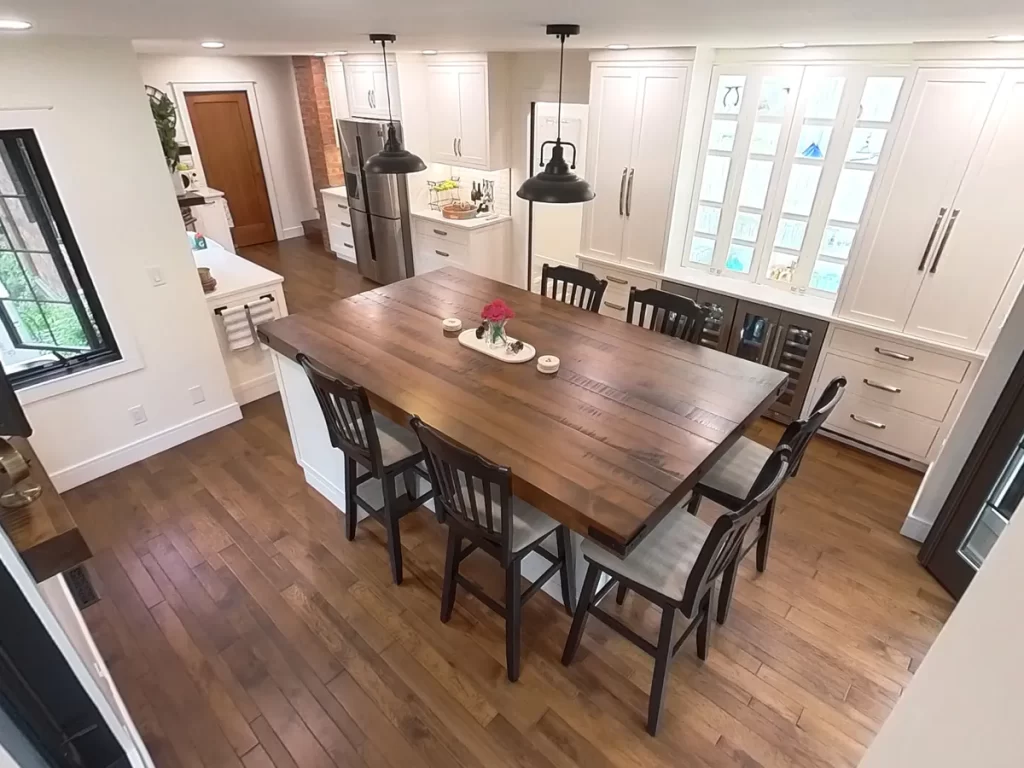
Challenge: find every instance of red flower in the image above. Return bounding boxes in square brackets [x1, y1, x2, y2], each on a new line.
[481, 299, 515, 322]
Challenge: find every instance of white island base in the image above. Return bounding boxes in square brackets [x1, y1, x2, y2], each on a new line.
[272, 352, 589, 603]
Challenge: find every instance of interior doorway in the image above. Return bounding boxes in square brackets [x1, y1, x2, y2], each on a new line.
[527, 101, 589, 292]
[184, 91, 276, 247]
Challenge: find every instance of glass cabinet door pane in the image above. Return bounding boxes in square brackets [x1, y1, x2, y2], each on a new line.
[739, 159, 773, 209]
[809, 260, 846, 293]
[828, 168, 874, 223]
[767, 251, 799, 283]
[733, 310, 776, 362]
[774, 218, 807, 250]
[699, 156, 731, 203]
[689, 236, 716, 265]
[732, 211, 762, 242]
[860, 77, 904, 122]
[819, 225, 856, 258]
[795, 124, 833, 158]
[846, 128, 887, 164]
[782, 164, 822, 217]
[725, 243, 754, 274]
[694, 205, 721, 235]
[957, 439, 1024, 570]
[960, 505, 1008, 569]
[709, 120, 738, 152]
[804, 76, 846, 119]
[757, 76, 791, 117]
[750, 123, 782, 155]
[715, 75, 746, 115]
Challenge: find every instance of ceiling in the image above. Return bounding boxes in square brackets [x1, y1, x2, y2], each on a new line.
[5, 0, 1024, 55]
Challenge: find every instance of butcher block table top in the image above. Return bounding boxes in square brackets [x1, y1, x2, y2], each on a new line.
[259, 267, 787, 555]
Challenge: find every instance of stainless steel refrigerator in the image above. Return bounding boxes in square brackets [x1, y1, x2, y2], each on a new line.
[337, 118, 414, 284]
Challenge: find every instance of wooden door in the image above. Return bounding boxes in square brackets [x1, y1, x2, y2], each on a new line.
[620, 65, 689, 272]
[579, 66, 638, 263]
[837, 69, 1000, 332]
[427, 66, 461, 164]
[906, 70, 1024, 349]
[454, 66, 489, 168]
[185, 91, 275, 247]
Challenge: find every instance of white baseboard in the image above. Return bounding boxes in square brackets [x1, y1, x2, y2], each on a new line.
[235, 373, 279, 406]
[300, 461, 347, 512]
[900, 512, 933, 542]
[50, 403, 242, 492]
[280, 225, 305, 240]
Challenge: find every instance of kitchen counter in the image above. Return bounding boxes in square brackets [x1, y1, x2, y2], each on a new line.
[321, 185, 347, 199]
[412, 208, 511, 231]
[192, 237, 282, 302]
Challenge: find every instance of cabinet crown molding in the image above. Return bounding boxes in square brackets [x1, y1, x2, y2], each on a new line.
[589, 47, 696, 63]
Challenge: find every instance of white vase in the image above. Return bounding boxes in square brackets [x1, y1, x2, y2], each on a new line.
[170, 168, 186, 195]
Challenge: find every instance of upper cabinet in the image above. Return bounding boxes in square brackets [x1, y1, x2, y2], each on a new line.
[839, 68, 1024, 350]
[342, 57, 401, 121]
[425, 54, 509, 171]
[580, 59, 690, 272]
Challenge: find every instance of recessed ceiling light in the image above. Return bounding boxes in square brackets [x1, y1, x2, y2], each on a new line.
[200, 41, 225, 49]
[331, 50, 348, 55]
[780, 42, 807, 48]
[606, 44, 629, 50]
[989, 34, 1024, 42]
[422, 49, 438, 55]
[0, 19, 32, 30]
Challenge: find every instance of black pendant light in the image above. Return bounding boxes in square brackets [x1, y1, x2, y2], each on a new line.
[364, 33, 426, 175]
[517, 24, 595, 204]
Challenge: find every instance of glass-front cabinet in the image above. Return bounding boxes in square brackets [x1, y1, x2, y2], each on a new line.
[683, 64, 909, 299]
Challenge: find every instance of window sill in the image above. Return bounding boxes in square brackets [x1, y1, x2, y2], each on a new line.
[15, 336, 143, 407]
[661, 266, 838, 320]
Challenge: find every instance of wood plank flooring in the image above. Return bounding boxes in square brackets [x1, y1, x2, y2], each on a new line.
[60, 239, 955, 768]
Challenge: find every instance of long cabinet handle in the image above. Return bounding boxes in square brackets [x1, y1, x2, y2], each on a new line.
[917, 207, 948, 271]
[453, 138, 457, 156]
[618, 168, 628, 215]
[758, 323, 777, 365]
[874, 346, 914, 362]
[606, 275, 628, 285]
[625, 169, 635, 217]
[604, 301, 626, 311]
[850, 414, 886, 429]
[457, 138, 462, 156]
[863, 378, 902, 393]
[929, 208, 960, 274]
[435, 250, 449, 257]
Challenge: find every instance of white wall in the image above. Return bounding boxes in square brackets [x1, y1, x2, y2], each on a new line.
[1, 37, 238, 490]
[861, 507, 1024, 767]
[902, 283, 1024, 540]
[137, 54, 316, 239]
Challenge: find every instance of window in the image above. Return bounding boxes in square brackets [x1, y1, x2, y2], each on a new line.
[0, 130, 119, 388]
[683, 66, 907, 298]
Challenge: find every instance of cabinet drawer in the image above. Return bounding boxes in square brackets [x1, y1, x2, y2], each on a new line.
[824, 392, 940, 459]
[328, 222, 355, 261]
[818, 352, 957, 422]
[830, 327, 969, 382]
[414, 235, 469, 272]
[599, 296, 628, 321]
[413, 218, 471, 247]
[324, 196, 351, 228]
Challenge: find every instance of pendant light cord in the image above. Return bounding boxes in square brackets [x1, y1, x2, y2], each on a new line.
[556, 34, 565, 142]
[380, 40, 395, 124]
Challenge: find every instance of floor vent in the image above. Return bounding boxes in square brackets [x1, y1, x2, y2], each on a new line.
[65, 564, 100, 610]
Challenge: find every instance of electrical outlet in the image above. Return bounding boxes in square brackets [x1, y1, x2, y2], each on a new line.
[189, 385, 205, 405]
[129, 405, 147, 425]
[147, 267, 165, 287]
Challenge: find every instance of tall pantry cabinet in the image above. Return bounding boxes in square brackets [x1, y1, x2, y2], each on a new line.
[839, 68, 1024, 351]
[580, 55, 690, 273]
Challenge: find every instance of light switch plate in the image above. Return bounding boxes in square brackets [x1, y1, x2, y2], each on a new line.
[129, 405, 147, 425]
[147, 267, 165, 286]
[189, 385, 205, 405]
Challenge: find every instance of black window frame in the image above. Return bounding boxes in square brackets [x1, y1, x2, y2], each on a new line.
[0, 129, 120, 389]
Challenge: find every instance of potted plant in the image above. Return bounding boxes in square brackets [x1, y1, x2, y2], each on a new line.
[146, 86, 183, 193]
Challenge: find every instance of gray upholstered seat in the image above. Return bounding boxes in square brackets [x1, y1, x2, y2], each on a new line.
[581, 498, 710, 606]
[698, 437, 772, 502]
[464, 488, 560, 552]
[376, 423, 422, 468]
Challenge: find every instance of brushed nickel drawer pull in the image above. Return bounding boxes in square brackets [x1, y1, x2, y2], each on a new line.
[338, 203, 347, 209]
[606, 275, 628, 285]
[340, 222, 351, 228]
[435, 250, 449, 257]
[850, 414, 886, 429]
[604, 301, 626, 311]
[343, 243, 353, 248]
[874, 346, 914, 362]
[432, 229, 448, 236]
[863, 378, 901, 393]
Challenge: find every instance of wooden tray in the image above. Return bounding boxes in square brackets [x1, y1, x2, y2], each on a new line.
[457, 329, 536, 363]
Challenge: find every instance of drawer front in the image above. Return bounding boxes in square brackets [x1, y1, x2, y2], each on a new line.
[413, 218, 471, 247]
[414, 235, 469, 273]
[830, 327, 969, 382]
[328, 222, 356, 262]
[586, 262, 658, 320]
[818, 353, 958, 422]
[824, 391, 940, 459]
[599, 296, 628, 321]
[324, 196, 351, 228]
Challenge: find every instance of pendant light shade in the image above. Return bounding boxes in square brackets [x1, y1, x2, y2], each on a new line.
[517, 24, 595, 204]
[364, 33, 426, 175]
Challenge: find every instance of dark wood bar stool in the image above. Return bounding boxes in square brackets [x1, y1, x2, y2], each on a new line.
[627, 287, 708, 343]
[410, 416, 576, 682]
[686, 376, 847, 622]
[562, 448, 791, 735]
[299, 354, 433, 585]
[540, 263, 608, 312]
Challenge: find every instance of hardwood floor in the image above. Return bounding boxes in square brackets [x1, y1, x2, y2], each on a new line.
[59, 238, 955, 768]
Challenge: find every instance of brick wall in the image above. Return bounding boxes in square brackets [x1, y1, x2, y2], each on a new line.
[292, 55, 343, 239]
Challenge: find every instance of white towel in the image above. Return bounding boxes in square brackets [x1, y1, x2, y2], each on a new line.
[220, 297, 276, 351]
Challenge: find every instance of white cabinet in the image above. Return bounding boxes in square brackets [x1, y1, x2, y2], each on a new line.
[839, 68, 1024, 350]
[343, 59, 401, 121]
[322, 188, 355, 262]
[580, 60, 689, 272]
[578, 257, 659, 322]
[411, 215, 512, 283]
[426, 55, 509, 171]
